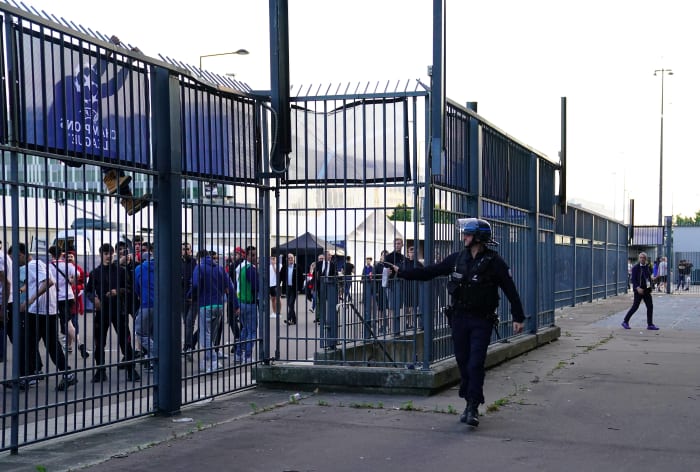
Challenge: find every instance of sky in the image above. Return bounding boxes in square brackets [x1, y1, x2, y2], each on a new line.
[15, 0, 700, 225]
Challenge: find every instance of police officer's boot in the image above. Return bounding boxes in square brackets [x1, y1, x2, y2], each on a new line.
[460, 400, 480, 427]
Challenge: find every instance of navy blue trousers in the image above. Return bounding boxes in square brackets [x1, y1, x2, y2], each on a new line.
[451, 314, 493, 405]
[624, 291, 653, 325]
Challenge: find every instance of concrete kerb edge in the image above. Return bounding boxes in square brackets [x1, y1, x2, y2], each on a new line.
[256, 326, 561, 395]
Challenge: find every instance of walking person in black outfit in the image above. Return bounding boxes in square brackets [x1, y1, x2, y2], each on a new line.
[390, 218, 525, 427]
[86, 244, 140, 383]
[281, 253, 301, 325]
[621, 252, 659, 331]
[384, 238, 409, 335]
[181, 242, 197, 356]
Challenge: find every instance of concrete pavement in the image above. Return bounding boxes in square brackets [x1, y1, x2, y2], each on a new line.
[3, 292, 700, 471]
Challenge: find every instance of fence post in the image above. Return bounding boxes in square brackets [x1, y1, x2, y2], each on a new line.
[527, 153, 539, 333]
[151, 66, 182, 415]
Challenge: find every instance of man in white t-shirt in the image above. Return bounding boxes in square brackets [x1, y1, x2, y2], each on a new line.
[16, 243, 77, 391]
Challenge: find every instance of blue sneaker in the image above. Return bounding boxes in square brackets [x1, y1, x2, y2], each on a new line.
[621, 322, 630, 329]
[647, 324, 660, 331]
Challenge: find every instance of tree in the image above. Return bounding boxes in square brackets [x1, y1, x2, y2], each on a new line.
[388, 204, 412, 222]
[674, 211, 700, 226]
[388, 204, 453, 223]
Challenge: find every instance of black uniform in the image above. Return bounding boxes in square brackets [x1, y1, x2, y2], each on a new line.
[182, 254, 197, 349]
[398, 247, 524, 406]
[86, 261, 137, 378]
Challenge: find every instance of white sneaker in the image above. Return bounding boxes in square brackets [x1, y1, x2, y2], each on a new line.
[270, 313, 278, 318]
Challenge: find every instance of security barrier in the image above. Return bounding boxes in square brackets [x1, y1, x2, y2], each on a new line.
[0, 2, 629, 453]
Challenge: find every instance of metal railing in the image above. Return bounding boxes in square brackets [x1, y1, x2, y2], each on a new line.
[0, 0, 630, 453]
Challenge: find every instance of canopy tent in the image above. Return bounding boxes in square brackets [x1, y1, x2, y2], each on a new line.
[272, 232, 345, 275]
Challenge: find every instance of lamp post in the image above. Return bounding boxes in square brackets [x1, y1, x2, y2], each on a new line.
[198, 48, 249, 69]
[654, 68, 673, 230]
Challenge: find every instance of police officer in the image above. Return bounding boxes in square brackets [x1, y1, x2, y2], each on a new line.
[390, 218, 526, 427]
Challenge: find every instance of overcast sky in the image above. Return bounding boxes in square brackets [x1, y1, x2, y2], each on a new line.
[18, 0, 700, 224]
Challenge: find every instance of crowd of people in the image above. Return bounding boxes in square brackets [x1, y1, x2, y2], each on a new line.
[299, 241, 427, 341]
[4, 232, 696, 394]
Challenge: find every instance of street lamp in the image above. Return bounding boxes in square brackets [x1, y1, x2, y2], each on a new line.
[198, 49, 249, 69]
[654, 68, 673, 229]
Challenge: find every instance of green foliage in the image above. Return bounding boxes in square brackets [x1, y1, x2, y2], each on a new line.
[388, 204, 453, 223]
[486, 397, 509, 412]
[674, 211, 700, 226]
[349, 402, 383, 409]
[433, 206, 453, 224]
[399, 400, 417, 411]
[388, 204, 413, 222]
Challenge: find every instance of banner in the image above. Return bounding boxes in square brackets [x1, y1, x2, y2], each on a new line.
[286, 98, 411, 183]
[19, 29, 148, 167]
[181, 84, 258, 182]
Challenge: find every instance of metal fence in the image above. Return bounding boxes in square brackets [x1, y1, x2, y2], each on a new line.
[0, 1, 630, 453]
[0, 2, 263, 452]
[270, 95, 563, 367]
[554, 205, 629, 307]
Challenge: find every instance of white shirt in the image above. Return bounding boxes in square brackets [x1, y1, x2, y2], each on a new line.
[269, 262, 280, 287]
[0, 252, 12, 304]
[49, 258, 76, 301]
[287, 264, 295, 286]
[27, 258, 57, 315]
[235, 261, 249, 298]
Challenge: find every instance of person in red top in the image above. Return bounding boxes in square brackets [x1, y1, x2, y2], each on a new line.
[66, 251, 85, 316]
[65, 251, 89, 359]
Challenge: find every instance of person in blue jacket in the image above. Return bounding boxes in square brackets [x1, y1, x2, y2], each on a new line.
[134, 243, 156, 367]
[187, 250, 238, 372]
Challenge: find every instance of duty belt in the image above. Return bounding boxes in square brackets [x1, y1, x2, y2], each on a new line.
[451, 302, 495, 319]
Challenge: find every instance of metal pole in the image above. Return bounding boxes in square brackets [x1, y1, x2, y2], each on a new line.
[151, 66, 183, 415]
[658, 72, 664, 229]
[654, 68, 672, 259]
[199, 50, 249, 69]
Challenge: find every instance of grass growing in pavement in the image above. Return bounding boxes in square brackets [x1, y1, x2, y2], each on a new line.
[486, 397, 510, 413]
[349, 402, 384, 409]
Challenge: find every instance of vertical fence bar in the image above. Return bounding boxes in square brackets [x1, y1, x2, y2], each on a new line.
[5, 10, 21, 454]
[527, 152, 538, 333]
[151, 66, 182, 414]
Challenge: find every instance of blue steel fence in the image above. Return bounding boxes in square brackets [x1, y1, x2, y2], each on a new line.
[554, 204, 629, 308]
[270, 95, 564, 368]
[0, 2, 263, 453]
[0, 1, 629, 454]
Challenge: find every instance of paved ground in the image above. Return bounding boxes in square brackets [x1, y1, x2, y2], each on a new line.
[3, 291, 700, 471]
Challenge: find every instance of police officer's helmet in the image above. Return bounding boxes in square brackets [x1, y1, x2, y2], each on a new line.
[458, 218, 496, 245]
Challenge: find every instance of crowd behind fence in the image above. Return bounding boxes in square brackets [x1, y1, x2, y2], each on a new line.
[1, 1, 629, 453]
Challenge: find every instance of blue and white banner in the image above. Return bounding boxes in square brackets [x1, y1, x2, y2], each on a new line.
[19, 30, 149, 167]
[181, 84, 257, 182]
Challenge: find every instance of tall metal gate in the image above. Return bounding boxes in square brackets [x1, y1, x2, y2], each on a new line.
[0, 3, 264, 452]
[269, 89, 562, 367]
